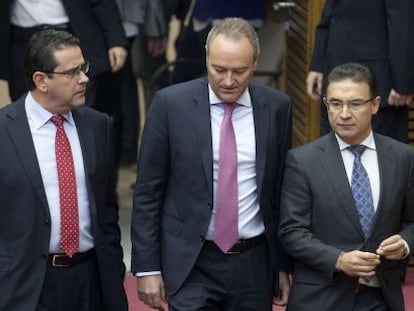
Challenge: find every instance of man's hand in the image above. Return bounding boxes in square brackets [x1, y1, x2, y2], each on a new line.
[388, 89, 414, 107]
[306, 71, 324, 100]
[108, 46, 127, 72]
[376, 234, 407, 260]
[147, 36, 167, 58]
[273, 272, 290, 306]
[136, 275, 167, 310]
[336, 250, 380, 277]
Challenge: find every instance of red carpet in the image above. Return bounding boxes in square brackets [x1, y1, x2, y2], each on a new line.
[125, 272, 414, 310]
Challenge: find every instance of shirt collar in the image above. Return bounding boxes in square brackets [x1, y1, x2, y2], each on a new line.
[25, 92, 75, 130]
[208, 84, 252, 107]
[335, 131, 376, 151]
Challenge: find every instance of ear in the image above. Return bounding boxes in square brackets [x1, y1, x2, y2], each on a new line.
[371, 96, 381, 115]
[32, 71, 48, 93]
[253, 57, 258, 70]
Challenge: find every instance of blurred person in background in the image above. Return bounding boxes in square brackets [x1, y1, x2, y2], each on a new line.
[306, 0, 414, 143]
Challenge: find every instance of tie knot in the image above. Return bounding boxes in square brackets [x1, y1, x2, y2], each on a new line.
[51, 115, 64, 128]
[348, 145, 367, 158]
[224, 102, 237, 116]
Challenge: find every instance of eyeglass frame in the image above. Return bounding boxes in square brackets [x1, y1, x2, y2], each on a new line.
[323, 96, 377, 112]
[42, 61, 90, 79]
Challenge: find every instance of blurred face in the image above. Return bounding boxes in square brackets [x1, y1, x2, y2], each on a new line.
[43, 46, 89, 114]
[325, 79, 380, 145]
[206, 34, 257, 103]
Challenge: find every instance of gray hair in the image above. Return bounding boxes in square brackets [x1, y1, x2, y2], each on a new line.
[205, 17, 260, 60]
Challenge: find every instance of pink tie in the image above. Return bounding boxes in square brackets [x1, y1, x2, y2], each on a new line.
[214, 103, 239, 252]
[51, 115, 79, 257]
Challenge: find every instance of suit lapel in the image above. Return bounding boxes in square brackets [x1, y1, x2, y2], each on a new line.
[249, 84, 268, 198]
[4, 98, 50, 220]
[71, 108, 98, 223]
[318, 133, 365, 237]
[72, 108, 96, 178]
[193, 79, 214, 199]
[368, 134, 395, 237]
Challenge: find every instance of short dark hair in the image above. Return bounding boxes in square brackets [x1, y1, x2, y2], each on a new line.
[24, 29, 81, 90]
[326, 62, 378, 97]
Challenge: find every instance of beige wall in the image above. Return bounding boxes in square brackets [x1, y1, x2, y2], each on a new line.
[0, 80, 11, 108]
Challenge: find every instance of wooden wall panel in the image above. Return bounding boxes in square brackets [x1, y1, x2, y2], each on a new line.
[266, 0, 324, 146]
[282, 0, 324, 146]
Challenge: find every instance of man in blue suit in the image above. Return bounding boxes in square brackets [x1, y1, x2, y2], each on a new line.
[0, 29, 127, 311]
[132, 18, 291, 310]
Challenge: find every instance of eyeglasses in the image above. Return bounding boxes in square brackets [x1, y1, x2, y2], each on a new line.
[323, 97, 374, 112]
[43, 61, 90, 79]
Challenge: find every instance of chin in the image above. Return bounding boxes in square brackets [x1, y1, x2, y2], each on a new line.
[219, 94, 238, 103]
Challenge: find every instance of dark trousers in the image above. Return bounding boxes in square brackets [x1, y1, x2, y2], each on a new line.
[37, 254, 103, 311]
[119, 37, 139, 164]
[170, 24, 209, 84]
[353, 285, 390, 311]
[168, 239, 274, 311]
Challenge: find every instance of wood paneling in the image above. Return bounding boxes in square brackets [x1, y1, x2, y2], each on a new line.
[282, 0, 324, 146]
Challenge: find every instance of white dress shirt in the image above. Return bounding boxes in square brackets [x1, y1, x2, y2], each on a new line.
[25, 93, 93, 253]
[10, 0, 69, 27]
[205, 85, 265, 241]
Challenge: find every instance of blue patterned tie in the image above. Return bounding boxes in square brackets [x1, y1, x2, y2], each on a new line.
[348, 145, 374, 238]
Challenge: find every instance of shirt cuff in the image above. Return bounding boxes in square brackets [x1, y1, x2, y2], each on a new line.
[402, 239, 410, 259]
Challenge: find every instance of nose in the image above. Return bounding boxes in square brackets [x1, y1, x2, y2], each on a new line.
[339, 104, 351, 118]
[223, 72, 234, 86]
[79, 71, 89, 84]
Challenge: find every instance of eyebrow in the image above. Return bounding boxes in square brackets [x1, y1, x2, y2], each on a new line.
[211, 64, 249, 71]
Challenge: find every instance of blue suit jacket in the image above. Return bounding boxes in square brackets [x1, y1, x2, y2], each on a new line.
[132, 77, 292, 295]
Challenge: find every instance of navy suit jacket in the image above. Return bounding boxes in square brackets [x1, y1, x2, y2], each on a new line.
[0, 96, 127, 311]
[132, 77, 292, 295]
[279, 132, 414, 311]
[0, 0, 127, 79]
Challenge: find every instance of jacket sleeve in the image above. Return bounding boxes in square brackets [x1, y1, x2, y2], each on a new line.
[90, 0, 128, 48]
[309, 0, 333, 72]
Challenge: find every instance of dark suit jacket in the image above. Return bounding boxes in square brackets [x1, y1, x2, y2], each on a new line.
[131, 77, 292, 295]
[279, 132, 414, 311]
[0, 96, 128, 311]
[0, 0, 127, 79]
[310, 0, 414, 105]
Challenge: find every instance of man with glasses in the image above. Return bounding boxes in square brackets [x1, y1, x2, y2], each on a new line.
[0, 29, 127, 311]
[279, 62, 414, 311]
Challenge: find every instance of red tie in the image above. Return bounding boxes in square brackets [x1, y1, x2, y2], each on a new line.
[214, 103, 239, 252]
[51, 115, 79, 257]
